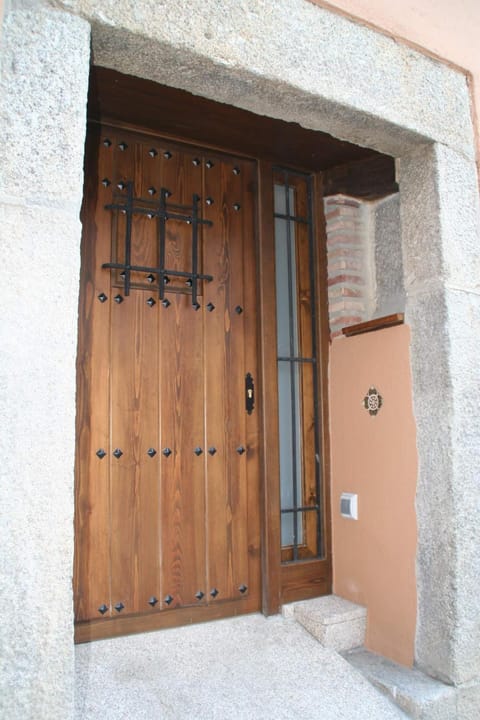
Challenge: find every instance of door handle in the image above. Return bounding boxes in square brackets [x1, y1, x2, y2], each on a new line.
[245, 373, 255, 415]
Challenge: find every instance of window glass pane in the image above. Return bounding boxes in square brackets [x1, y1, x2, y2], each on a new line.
[274, 175, 322, 561]
[278, 361, 303, 546]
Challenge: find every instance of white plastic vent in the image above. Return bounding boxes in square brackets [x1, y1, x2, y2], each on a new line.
[340, 493, 358, 520]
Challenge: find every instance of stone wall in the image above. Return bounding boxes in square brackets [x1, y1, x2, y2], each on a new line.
[373, 194, 405, 318]
[0, 4, 90, 719]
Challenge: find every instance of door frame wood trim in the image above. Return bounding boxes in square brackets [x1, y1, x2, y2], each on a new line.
[313, 171, 333, 580]
[257, 160, 282, 615]
[257, 163, 332, 612]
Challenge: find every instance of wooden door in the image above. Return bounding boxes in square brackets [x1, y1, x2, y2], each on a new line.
[74, 124, 261, 641]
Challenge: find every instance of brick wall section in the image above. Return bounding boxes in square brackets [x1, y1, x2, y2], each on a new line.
[324, 194, 373, 337]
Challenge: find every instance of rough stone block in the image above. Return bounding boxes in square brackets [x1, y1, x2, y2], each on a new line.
[56, 0, 475, 159]
[344, 648, 457, 720]
[0, 6, 90, 207]
[456, 682, 480, 720]
[294, 595, 367, 651]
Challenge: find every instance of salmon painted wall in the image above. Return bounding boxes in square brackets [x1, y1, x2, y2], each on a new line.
[310, 0, 480, 163]
[329, 324, 417, 667]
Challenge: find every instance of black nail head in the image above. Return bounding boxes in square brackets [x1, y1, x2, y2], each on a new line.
[235, 306, 243, 314]
[146, 297, 156, 307]
[164, 151, 172, 159]
[193, 302, 201, 311]
[164, 276, 170, 285]
[149, 148, 158, 157]
[164, 594, 173, 605]
[206, 197, 214, 206]
[114, 295, 123, 304]
[195, 591, 204, 600]
[206, 160, 214, 169]
[101, 178, 111, 187]
[146, 273, 155, 283]
[233, 203, 241, 211]
[192, 158, 201, 166]
[147, 448, 157, 457]
[162, 448, 172, 457]
[236, 446, 246, 455]
[98, 293, 108, 303]
[103, 139, 112, 148]
[119, 271, 126, 279]
[96, 448, 106, 459]
[162, 299, 171, 308]
[194, 447, 203, 456]
[117, 181, 125, 190]
[233, 166, 240, 175]
[206, 303, 215, 312]
[208, 447, 216, 456]
[239, 584, 248, 594]
[148, 596, 158, 606]
[114, 602, 124, 612]
[118, 142, 127, 151]
[148, 186, 156, 195]
[113, 448, 123, 459]
[210, 588, 219, 598]
[98, 604, 108, 615]
[185, 279, 193, 288]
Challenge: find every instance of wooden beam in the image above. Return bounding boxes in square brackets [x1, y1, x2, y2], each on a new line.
[342, 313, 404, 337]
[88, 66, 391, 173]
[322, 154, 398, 200]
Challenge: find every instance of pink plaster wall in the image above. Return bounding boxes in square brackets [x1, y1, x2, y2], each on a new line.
[329, 325, 418, 667]
[310, 0, 480, 162]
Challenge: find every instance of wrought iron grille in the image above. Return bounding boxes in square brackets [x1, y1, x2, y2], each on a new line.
[103, 182, 213, 308]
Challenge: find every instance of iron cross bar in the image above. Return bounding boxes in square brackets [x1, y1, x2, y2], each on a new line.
[103, 182, 213, 305]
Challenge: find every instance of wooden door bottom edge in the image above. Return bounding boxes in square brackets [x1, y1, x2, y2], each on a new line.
[75, 595, 262, 643]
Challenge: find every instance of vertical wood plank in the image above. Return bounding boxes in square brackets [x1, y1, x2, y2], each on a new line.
[203, 154, 260, 604]
[74, 125, 113, 621]
[109, 135, 161, 616]
[159, 148, 206, 608]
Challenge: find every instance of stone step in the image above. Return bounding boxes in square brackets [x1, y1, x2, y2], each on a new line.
[342, 647, 457, 720]
[290, 594, 367, 652]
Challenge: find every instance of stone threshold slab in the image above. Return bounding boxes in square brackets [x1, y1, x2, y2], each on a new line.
[343, 647, 457, 719]
[283, 595, 367, 652]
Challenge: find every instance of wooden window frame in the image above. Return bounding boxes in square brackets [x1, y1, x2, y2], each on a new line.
[258, 162, 332, 612]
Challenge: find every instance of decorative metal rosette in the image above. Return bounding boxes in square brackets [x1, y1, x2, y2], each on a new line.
[363, 387, 383, 416]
